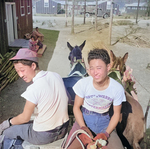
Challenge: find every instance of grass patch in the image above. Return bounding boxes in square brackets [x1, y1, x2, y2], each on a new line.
[36, 28, 59, 70]
[113, 20, 134, 26]
[140, 128, 150, 148]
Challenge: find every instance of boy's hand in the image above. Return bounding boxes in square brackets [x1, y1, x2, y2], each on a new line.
[93, 132, 109, 141]
[80, 126, 93, 139]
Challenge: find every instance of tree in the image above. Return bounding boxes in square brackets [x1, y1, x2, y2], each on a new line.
[136, 0, 140, 24]
[65, 0, 68, 27]
[147, 0, 150, 16]
[95, 0, 98, 30]
[83, 0, 86, 24]
[71, 0, 75, 34]
[109, 0, 114, 45]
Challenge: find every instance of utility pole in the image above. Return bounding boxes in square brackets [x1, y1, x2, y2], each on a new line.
[136, 0, 140, 24]
[71, 0, 75, 34]
[83, 0, 86, 24]
[65, 0, 68, 27]
[109, 0, 113, 45]
[95, 0, 98, 30]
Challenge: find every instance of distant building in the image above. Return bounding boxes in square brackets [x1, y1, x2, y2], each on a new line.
[36, 0, 58, 14]
[54, 0, 120, 16]
[85, 1, 120, 16]
[125, 2, 148, 15]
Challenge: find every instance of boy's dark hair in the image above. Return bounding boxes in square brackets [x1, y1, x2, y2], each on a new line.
[88, 48, 110, 65]
[31, 35, 38, 41]
[13, 60, 39, 70]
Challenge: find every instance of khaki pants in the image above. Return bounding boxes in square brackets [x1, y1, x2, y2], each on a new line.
[3, 121, 69, 145]
[107, 130, 124, 149]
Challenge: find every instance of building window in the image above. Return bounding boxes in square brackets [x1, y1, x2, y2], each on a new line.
[27, 0, 30, 14]
[107, 4, 111, 10]
[44, 0, 49, 7]
[20, 0, 25, 16]
[127, 7, 131, 9]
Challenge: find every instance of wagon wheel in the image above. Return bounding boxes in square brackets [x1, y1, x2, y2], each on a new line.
[103, 13, 109, 19]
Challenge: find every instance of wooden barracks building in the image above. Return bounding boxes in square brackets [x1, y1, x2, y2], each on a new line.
[0, 0, 33, 55]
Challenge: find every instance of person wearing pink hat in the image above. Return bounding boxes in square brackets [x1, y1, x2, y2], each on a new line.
[0, 48, 69, 147]
[29, 35, 43, 52]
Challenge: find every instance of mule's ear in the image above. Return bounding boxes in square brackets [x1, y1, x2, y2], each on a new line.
[110, 50, 116, 61]
[122, 52, 128, 64]
[79, 40, 86, 51]
[67, 42, 73, 51]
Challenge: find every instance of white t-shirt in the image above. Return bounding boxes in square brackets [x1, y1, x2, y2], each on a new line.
[21, 70, 69, 131]
[73, 76, 126, 113]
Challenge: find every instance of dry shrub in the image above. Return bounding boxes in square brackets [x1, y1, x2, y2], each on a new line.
[113, 20, 134, 26]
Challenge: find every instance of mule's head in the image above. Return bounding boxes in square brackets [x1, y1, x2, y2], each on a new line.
[110, 50, 128, 77]
[67, 40, 86, 65]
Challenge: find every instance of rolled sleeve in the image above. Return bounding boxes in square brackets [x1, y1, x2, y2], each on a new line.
[113, 87, 126, 106]
[73, 80, 84, 98]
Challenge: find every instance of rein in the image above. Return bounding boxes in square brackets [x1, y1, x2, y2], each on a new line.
[109, 66, 137, 96]
[108, 68, 123, 85]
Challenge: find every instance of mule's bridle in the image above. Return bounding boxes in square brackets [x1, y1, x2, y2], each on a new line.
[111, 58, 126, 78]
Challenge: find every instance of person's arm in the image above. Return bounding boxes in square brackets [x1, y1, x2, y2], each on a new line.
[37, 40, 43, 49]
[36, 45, 40, 51]
[10, 100, 36, 125]
[35, 30, 44, 37]
[106, 104, 122, 134]
[73, 95, 86, 127]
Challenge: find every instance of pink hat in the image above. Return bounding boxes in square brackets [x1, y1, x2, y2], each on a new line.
[10, 48, 38, 63]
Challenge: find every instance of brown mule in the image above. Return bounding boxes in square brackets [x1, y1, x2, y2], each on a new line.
[110, 50, 145, 149]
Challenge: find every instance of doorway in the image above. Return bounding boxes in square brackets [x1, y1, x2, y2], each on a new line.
[5, 2, 18, 45]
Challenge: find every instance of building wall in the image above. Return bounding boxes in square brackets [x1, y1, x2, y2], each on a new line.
[97, 2, 107, 16]
[99, 2, 107, 12]
[126, 4, 148, 16]
[126, 7, 147, 15]
[0, 0, 33, 55]
[15, 0, 33, 38]
[113, 3, 120, 15]
[36, 0, 57, 14]
[97, 1, 120, 16]
[0, 0, 14, 55]
[125, 2, 148, 15]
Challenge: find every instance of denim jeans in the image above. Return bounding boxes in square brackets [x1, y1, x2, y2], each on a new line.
[82, 107, 110, 134]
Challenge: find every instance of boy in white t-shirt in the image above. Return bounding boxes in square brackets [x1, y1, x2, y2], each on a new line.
[65, 48, 126, 149]
[0, 48, 69, 146]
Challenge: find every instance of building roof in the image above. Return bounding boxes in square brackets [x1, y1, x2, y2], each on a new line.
[87, 1, 108, 5]
[52, 0, 108, 6]
[52, 0, 120, 7]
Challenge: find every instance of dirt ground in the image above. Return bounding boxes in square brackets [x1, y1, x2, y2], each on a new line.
[0, 15, 150, 131]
